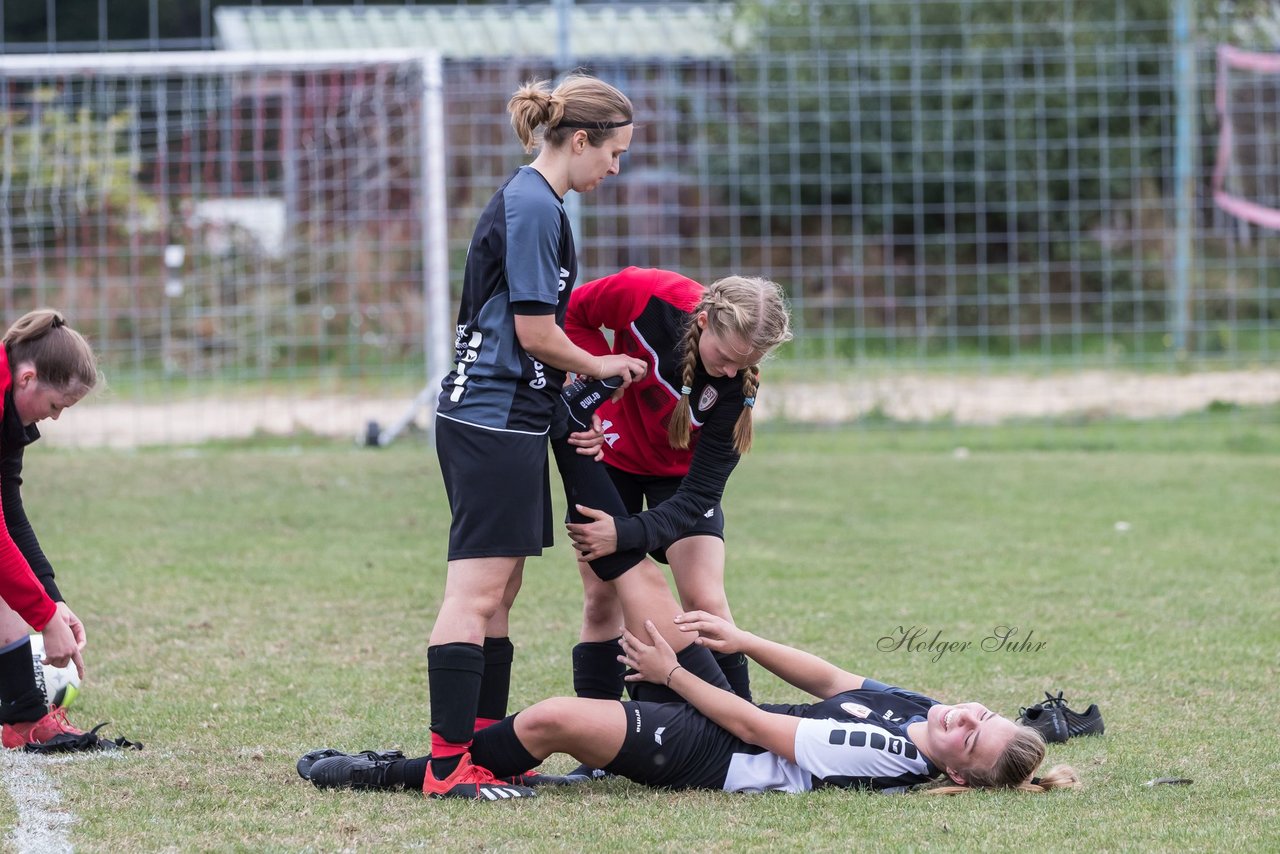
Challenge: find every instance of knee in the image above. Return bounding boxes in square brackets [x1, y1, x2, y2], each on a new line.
[682, 592, 732, 620]
[579, 573, 620, 627]
[517, 699, 573, 742]
[0, 604, 29, 646]
[581, 590, 621, 630]
[439, 589, 504, 624]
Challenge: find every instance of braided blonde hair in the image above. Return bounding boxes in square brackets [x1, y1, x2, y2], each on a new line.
[667, 276, 791, 454]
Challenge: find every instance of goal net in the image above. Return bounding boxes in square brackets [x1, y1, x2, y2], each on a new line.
[0, 50, 449, 447]
[1213, 44, 1280, 231]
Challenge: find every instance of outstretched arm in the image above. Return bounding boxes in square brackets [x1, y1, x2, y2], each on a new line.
[674, 611, 863, 700]
[621, 621, 801, 762]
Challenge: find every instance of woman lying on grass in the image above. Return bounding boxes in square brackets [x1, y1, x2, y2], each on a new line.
[299, 612, 1080, 797]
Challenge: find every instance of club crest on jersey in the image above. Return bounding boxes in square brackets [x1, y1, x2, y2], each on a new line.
[841, 702, 873, 719]
[698, 386, 718, 412]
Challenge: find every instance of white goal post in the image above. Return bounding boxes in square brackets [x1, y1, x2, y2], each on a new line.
[0, 50, 450, 447]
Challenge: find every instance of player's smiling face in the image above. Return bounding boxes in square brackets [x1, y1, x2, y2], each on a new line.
[923, 702, 1021, 784]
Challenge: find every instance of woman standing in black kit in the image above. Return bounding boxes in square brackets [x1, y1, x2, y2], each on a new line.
[424, 75, 646, 800]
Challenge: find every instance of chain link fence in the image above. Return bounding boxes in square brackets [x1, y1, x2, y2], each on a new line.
[3, 1, 1279, 446]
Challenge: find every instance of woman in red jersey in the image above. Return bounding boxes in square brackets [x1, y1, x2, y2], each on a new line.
[561, 267, 791, 708]
[0, 310, 98, 751]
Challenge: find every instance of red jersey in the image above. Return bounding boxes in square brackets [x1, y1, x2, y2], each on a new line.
[566, 268, 747, 553]
[0, 347, 57, 631]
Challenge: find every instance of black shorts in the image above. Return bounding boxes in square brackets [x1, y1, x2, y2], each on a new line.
[602, 701, 738, 790]
[606, 467, 725, 565]
[435, 415, 553, 560]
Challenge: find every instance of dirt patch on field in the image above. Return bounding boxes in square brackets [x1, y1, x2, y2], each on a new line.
[42, 369, 1280, 449]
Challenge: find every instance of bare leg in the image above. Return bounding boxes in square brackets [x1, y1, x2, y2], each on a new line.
[429, 556, 523, 646]
[578, 559, 623, 642]
[667, 536, 731, 620]
[485, 561, 524, 638]
[513, 698, 628, 770]
[610, 557, 698, 652]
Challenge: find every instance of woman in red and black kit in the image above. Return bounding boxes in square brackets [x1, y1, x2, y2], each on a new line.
[0, 310, 98, 750]
[560, 267, 791, 708]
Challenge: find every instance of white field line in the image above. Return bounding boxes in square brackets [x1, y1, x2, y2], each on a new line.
[0, 750, 131, 854]
[0, 750, 73, 854]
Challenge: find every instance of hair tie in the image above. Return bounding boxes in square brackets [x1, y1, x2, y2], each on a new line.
[743, 396, 756, 408]
[50, 316, 65, 329]
[1030, 776, 1043, 786]
[680, 385, 692, 396]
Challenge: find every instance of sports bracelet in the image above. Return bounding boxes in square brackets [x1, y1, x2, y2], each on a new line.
[665, 664, 685, 686]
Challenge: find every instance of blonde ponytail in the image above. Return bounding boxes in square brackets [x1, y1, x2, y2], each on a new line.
[925, 727, 1082, 794]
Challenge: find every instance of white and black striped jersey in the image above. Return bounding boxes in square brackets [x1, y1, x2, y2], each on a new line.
[722, 681, 940, 794]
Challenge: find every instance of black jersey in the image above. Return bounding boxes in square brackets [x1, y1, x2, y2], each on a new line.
[606, 680, 942, 794]
[437, 166, 578, 434]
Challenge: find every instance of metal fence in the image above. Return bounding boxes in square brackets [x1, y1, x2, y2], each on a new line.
[2, 1, 1279, 447]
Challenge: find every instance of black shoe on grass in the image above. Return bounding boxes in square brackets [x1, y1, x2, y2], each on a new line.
[1060, 700, 1105, 737]
[297, 747, 344, 779]
[1017, 703, 1068, 744]
[298, 748, 405, 788]
[1018, 691, 1105, 741]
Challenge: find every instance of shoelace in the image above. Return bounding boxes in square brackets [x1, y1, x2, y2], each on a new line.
[1018, 690, 1067, 718]
[1033, 690, 1068, 711]
[46, 706, 78, 732]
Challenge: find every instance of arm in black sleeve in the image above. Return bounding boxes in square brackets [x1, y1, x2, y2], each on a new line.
[613, 407, 741, 554]
[0, 451, 61, 603]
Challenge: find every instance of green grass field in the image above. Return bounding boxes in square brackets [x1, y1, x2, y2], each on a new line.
[10, 409, 1279, 851]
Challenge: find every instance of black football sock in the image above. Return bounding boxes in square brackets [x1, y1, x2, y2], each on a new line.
[385, 757, 430, 791]
[572, 638, 625, 700]
[714, 651, 753, 702]
[427, 642, 484, 780]
[476, 636, 514, 724]
[0, 636, 47, 724]
[627, 642, 734, 703]
[676, 643, 733, 690]
[471, 713, 541, 779]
